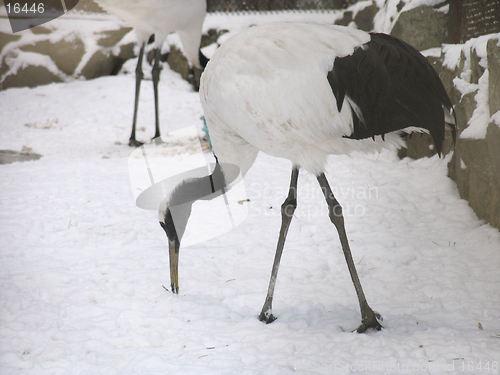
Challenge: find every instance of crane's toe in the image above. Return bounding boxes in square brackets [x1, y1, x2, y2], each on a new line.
[129, 139, 144, 147]
[356, 311, 383, 333]
[258, 310, 277, 324]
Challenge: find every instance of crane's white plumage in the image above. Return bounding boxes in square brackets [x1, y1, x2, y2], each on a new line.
[95, 0, 208, 146]
[159, 22, 457, 333]
[201, 23, 410, 176]
[97, 0, 207, 68]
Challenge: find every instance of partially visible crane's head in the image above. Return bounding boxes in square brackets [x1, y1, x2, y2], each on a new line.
[158, 180, 197, 294]
[158, 161, 227, 294]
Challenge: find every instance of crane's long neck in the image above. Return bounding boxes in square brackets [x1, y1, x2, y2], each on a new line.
[159, 158, 241, 294]
[171, 161, 225, 206]
[159, 160, 227, 243]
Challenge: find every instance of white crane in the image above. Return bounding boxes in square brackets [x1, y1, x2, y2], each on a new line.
[159, 22, 456, 333]
[96, 0, 208, 146]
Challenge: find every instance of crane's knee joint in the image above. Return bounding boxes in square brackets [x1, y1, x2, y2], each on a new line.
[281, 197, 297, 218]
[135, 68, 144, 81]
[328, 203, 344, 223]
[152, 64, 161, 83]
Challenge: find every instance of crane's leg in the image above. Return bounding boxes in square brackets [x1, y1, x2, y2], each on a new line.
[316, 173, 382, 333]
[151, 48, 162, 142]
[129, 43, 146, 147]
[259, 167, 299, 324]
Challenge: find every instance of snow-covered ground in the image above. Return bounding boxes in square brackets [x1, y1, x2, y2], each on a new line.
[1, 10, 500, 375]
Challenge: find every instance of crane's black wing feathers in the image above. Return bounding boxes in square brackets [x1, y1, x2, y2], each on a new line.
[328, 33, 455, 155]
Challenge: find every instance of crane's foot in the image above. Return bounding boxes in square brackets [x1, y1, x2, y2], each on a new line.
[356, 311, 383, 333]
[129, 139, 144, 147]
[258, 309, 277, 324]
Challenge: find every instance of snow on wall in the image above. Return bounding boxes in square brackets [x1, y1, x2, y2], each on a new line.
[372, 0, 448, 34]
[0, 9, 135, 85]
[443, 34, 500, 139]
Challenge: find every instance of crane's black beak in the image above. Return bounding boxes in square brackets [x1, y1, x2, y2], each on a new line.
[169, 238, 180, 294]
[160, 214, 181, 294]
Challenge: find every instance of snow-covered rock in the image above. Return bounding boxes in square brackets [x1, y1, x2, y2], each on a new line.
[443, 34, 500, 230]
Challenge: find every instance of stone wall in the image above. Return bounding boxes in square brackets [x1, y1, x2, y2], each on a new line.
[386, 3, 500, 231]
[445, 40, 500, 230]
[0, 0, 135, 89]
